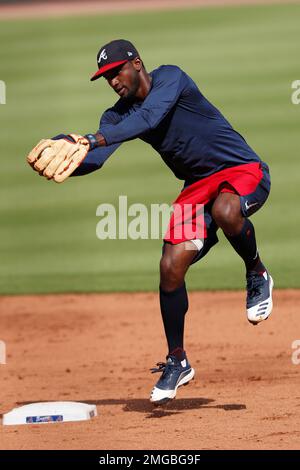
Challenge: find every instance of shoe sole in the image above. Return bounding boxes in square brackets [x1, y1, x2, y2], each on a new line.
[150, 368, 195, 406]
[248, 276, 274, 325]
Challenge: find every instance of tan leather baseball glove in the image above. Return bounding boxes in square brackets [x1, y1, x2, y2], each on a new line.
[26, 134, 90, 183]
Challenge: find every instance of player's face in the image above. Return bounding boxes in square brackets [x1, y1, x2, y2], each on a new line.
[103, 61, 140, 100]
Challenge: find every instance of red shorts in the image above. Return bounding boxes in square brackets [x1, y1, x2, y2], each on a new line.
[164, 162, 270, 246]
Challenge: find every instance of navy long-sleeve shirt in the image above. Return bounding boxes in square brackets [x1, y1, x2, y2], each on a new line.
[73, 65, 261, 183]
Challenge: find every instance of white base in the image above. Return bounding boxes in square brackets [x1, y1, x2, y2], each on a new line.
[2, 401, 97, 425]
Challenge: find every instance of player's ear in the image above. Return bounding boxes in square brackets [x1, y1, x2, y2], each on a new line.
[132, 57, 142, 72]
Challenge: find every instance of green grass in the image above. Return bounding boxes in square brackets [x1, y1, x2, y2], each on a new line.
[0, 3, 299, 294]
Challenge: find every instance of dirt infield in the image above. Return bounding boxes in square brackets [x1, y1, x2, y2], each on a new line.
[1, 0, 299, 19]
[1, 290, 300, 450]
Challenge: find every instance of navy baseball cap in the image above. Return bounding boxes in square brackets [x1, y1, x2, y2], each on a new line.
[90, 39, 139, 81]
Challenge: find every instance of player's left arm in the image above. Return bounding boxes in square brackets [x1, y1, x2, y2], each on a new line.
[88, 66, 186, 148]
[26, 109, 122, 182]
[50, 134, 121, 177]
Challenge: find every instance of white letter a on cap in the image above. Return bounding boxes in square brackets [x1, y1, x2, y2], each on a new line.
[98, 49, 107, 63]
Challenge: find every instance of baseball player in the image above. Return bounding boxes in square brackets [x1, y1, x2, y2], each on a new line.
[27, 39, 273, 405]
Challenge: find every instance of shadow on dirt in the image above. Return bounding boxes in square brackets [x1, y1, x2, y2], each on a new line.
[15, 398, 246, 419]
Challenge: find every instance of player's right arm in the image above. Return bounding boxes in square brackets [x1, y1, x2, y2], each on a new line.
[88, 66, 185, 148]
[71, 108, 123, 176]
